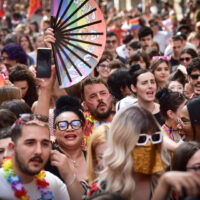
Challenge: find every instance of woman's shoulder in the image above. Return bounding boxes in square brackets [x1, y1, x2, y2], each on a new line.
[153, 103, 160, 114]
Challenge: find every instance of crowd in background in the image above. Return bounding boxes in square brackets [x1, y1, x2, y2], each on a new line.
[1, 0, 200, 200]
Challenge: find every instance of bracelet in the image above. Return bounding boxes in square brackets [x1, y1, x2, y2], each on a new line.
[67, 174, 76, 187]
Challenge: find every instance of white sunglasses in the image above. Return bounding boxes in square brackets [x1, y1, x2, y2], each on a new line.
[136, 132, 163, 146]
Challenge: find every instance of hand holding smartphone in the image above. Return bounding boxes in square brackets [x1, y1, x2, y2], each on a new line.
[36, 48, 52, 78]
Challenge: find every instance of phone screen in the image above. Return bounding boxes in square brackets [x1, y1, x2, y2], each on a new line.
[36, 48, 51, 78]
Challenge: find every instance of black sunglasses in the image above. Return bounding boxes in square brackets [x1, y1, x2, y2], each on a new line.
[190, 74, 200, 80]
[106, 40, 117, 44]
[180, 57, 191, 62]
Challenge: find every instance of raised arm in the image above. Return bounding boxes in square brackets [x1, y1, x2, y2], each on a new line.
[33, 66, 56, 116]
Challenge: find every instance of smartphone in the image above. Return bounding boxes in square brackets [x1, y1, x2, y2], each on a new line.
[36, 48, 52, 78]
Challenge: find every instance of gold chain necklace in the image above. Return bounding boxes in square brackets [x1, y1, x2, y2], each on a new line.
[66, 156, 79, 168]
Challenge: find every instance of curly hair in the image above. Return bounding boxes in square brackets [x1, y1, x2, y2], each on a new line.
[1, 42, 27, 65]
[9, 64, 38, 107]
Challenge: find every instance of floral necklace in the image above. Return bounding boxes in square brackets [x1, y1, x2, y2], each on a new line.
[84, 111, 96, 137]
[2, 158, 54, 200]
[83, 111, 112, 151]
[82, 111, 97, 151]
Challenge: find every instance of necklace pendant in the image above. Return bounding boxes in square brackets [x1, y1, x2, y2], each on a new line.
[72, 160, 78, 168]
[74, 164, 78, 168]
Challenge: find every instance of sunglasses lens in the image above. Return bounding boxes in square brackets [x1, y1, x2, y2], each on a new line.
[138, 135, 147, 144]
[151, 133, 161, 142]
[106, 40, 117, 44]
[191, 75, 199, 80]
[36, 115, 48, 122]
[180, 57, 191, 62]
[20, 114, 33, 122]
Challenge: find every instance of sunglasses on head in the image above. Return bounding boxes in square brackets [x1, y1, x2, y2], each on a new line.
[152, 56, 170, 62]
[136, 132, 163, 146]
[12, 113, 49, 129]
[190, 74, 200, 80]
[19, 113, 49, 122]
[180, 57, 191, 62]
[56, 120, 82, 131]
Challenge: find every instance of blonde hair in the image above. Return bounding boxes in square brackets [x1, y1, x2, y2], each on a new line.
[25, 120, 49, 129]
[87, 124, 109, 183]
[188, 31, 200, 42]
[11, 119, 49, 143]
[98, 105, 164, 200]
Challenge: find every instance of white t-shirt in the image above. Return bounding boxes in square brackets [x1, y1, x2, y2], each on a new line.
[116, 44, 129, 59]
[28, 51, 37, 65]
[116, 96, 138, 112]
[153, 30, 172, 53]
[164, 42, 196, 56]
[0, 168, 70, 200]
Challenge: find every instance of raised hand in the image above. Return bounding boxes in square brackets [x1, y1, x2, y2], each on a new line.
[44, 28, 56, 48]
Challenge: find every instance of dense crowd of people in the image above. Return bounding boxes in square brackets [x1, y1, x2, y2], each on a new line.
[1, 0, 200, 199]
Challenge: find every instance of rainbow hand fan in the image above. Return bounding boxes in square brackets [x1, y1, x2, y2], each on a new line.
[51, 0, 106, 88]
[0, 74, 5, 87]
